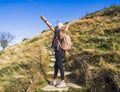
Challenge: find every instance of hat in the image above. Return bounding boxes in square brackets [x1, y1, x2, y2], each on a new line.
[57, 22, 64, 29]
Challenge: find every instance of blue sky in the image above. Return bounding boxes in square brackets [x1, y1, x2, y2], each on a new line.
[0, 0, 120, 46]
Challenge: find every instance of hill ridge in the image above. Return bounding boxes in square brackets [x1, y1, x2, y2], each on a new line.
[0, 5, 120, 92]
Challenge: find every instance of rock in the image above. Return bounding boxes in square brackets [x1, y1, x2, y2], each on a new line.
[47, 71, 71, 76]
[67, 83, 82, 89]
[48, 63, 54, 67]
[50, 58, 56, 62]
[41, 85, 69, 92]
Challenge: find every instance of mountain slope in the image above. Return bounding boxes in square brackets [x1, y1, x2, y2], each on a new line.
[40, 5, 120, 91]
[66, 5, 120, 92]
[0, 32, 52, 91]
[0, 5, 120, 92]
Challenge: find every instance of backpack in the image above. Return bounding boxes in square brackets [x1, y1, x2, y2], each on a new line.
[58, 33, 72, 51]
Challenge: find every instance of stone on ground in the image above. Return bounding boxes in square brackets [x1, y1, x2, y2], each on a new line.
[67, 83, 82, 89]
[47, 71, 71, 76]
[41, 85, 69, 92]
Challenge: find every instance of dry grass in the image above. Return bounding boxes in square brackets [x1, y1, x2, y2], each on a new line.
[0, 5, 120, 92]
[0, 33, 51, 91]
[66, 5, 120, 92]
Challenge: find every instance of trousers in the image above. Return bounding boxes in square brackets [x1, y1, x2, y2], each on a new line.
[54, 48, 65, 80]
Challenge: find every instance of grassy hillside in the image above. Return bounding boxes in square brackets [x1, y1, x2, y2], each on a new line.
[0, 5, 120, 92]
[40, 5, 120, 91]
[66, 5, 120, 92]
[0, 32, 52, 91]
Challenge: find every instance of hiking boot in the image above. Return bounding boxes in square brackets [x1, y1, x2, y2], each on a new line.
[56, 82, 67, 88]
[49, 80, 57, 86]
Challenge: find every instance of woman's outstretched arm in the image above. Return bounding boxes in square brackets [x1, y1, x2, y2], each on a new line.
[40, 16, 55, 32]
[65, 22, 71, 31]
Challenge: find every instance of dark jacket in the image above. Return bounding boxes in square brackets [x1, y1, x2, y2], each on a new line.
[51, 29, 63, 49]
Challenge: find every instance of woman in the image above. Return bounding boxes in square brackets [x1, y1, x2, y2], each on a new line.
[40, 16, 69, 88]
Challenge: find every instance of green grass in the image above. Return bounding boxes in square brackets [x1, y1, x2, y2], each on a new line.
[0, 5, 120, 92]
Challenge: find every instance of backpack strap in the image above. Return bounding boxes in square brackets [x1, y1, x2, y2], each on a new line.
[56, 36, 62, 47]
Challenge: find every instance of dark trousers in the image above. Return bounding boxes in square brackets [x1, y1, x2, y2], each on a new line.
[54, 48, 65, 80]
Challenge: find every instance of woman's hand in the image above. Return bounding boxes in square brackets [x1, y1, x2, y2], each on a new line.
[40, 16, 47, 22]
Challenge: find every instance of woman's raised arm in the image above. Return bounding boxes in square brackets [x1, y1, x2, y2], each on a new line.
[40, 16, 55, 32]
[65, 22, 71, 31]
